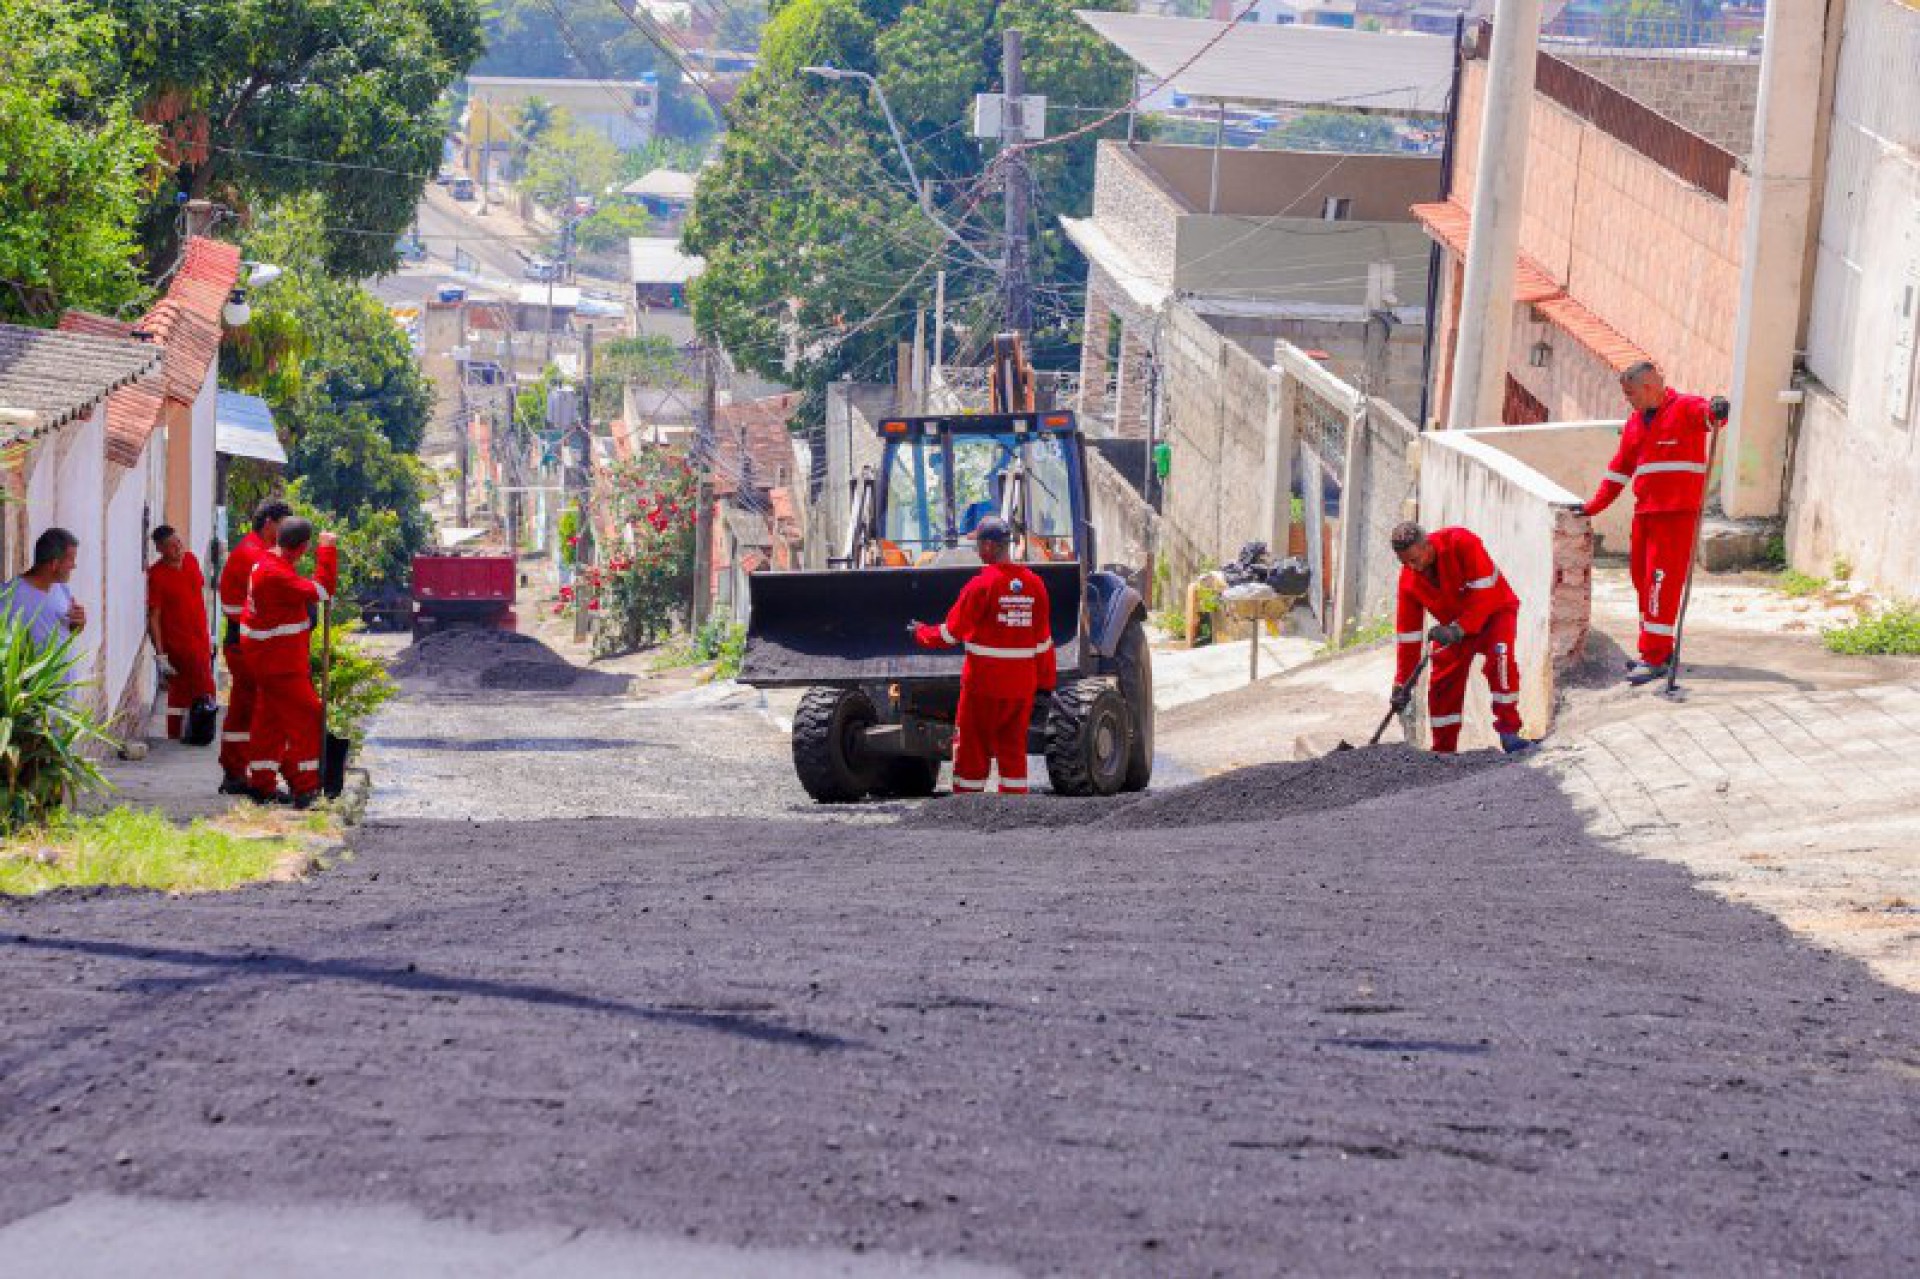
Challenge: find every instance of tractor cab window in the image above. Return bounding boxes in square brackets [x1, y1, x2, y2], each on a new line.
[882, 436, 944, 558]
[881, 429, 1077, 563]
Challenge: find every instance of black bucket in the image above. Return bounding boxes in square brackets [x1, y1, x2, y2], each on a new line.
[321, 732, 352, 799]
[182, 697, 219, 747]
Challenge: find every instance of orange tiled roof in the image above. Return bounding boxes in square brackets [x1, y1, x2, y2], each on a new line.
[709, 392, 802, 497]
[55, 311, 167, 467]
[1411, 199, 1562, 304]
[1412, 198, 1652, 373]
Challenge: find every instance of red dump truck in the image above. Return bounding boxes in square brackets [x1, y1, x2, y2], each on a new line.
[410, 552, 517, 639]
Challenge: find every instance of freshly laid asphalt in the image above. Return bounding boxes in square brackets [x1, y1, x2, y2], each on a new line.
[3, 722, 1917, 1274]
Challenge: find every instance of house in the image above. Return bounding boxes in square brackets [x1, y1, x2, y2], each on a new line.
[0, 324, 165, 728]
[620, 169, 699, 228]
[466, 76, 659, 151]
[702, 392, 804, 621]
[629, 237, 705, 312]
[45, 235, 244, 730]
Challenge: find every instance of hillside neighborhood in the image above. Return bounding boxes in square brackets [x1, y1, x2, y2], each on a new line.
[3, 0, 1920, 1273]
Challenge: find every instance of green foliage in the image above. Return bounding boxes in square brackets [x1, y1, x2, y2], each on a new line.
[311, 621, 396, 744]
[559, 508, 582, 568]
[0, 807, 304, 895]
[475, 0, 713, 140]
[0, 0, 160, 322]
[1335, 613, 1393, 651]
[1833, 556, 1855, 582]
[224, 201, 435, 593]
[575, 200, 653, 254]
[1822, 604, 1920, 656]
[592, 333, 689, 418]
[522, 111, 622, 207]
[584, 450, 698, 655]
[691, 613, 748, 679]
[1273, 111, 1404, 155]
[684, 0, 1135, 415]
[1776, 569, 1828, 599]
[0, 620, 114, 834]
[108, 0, 485, 278]
[1761, 532, 1787, 570]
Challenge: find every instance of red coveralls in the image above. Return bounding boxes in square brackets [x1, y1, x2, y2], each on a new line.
[240, 545, 338, 799]
[146, 552, 216, 738]
[915, 562, 1056, 793]
[218, 532, 269, 777]
[1394, 527, 1523, 754]
[1584, 389, 1716, 666]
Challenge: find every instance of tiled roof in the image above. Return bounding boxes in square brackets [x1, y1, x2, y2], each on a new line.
[708, 392, 801, 497]
[1411, 198, 1651, 371]
[141, 238, 242, 406]
[0, 323, 163, 447]
[57, 311, 165, 467]
[1411, 200, 1562, 303]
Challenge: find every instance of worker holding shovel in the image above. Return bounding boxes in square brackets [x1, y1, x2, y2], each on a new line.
[1388, 522, 1533, 755]
[1575, 361, 1730, 686]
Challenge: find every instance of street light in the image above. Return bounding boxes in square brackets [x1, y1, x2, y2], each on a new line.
[221, 261, 286, 327]
[800, 65, 995, 270]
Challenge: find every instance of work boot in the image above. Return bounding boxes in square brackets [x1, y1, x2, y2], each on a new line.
[288, 789, 321, 811]
[248, 787, 289, 807]
[1625, 661, 1671, 686]
[1499, 731, 1538, 756]
[218, 773, 251, 796]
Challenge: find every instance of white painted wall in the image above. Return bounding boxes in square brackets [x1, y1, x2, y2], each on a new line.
[102, 460, 158, 728]
[1418, 431, 1591, 748]
[186, 363, 219, 563]
[23, 408, 111, 712]
[1460, 421, 1633, 554]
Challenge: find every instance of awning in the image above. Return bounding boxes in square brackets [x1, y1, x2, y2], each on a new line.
[215, 390, 287, 465]
[1411, 199, 1652, 373]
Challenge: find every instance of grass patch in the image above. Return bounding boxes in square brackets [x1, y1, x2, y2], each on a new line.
[0, 807, 316, 897]
[1776, 569, 1829, 598]
[1822, 604, 1920, 656]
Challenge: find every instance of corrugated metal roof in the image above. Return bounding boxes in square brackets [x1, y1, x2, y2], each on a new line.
[215, 390, 288, 465]
[0, 323, 163, 446]
[622, 169, 699, 201]
[1075, 12, 1454, 113]
[628, 237, 706, 285]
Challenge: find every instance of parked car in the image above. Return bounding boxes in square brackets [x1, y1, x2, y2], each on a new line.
[523, 257, 561, 282]
[449, 176, 475, 201]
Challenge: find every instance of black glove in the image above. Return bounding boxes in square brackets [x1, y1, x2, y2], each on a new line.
[1708, 395, 1731, 424]
[1429, 622, 1466, 648]
[1558, 500, 1589, 516]
[1389, 685, 1412, 714]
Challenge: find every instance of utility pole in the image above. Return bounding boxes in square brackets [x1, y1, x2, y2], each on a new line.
[456, 369, 471, 527]
[690, 343, 718, 628]
[479, 100, 492, 215]
[933, 269, 947, 371]
[503, 318, 519, 546]
[1445, 0, 1542, 430]
[574, 325, 596, 643]
[1001, 29, 1033, 336]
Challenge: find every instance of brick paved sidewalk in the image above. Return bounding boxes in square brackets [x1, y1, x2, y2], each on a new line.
[1546, 680, 1920, 990]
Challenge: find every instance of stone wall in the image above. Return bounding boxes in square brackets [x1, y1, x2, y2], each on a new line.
[1418, 431, 1593, 747]
[1089, 142, 1181, 288]
[1562, 53, 1759, 157]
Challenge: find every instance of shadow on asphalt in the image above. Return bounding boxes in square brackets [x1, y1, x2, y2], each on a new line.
[2, 934, 858, 1053]
[367, 736, 674, 754]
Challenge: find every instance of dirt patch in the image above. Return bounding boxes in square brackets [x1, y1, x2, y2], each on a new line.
[390, 629, 627, 695]
[901, 745, 1505, 833]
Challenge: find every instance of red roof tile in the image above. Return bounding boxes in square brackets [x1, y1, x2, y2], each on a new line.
[1410, 199, 1562, 304]
[1533, 295, 1652, 373]
[708, 393, 802, 497]
[56, 311, 166, 467]
[141, 238, 242, 407]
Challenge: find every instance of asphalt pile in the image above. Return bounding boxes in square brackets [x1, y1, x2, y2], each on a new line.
[902, 744, 1504, 832]
[389, 630, 626, 694]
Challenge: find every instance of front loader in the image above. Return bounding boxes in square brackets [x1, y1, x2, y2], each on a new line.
[736, 336, 1153, 802]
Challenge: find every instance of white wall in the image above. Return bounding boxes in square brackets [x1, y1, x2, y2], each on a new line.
[1418, 432, 1592, 748]
[1462, 422, 1633, 554]
[103, 459, 157, 728]
[187, 363, 220, 563]
[19, 408, 111, 712]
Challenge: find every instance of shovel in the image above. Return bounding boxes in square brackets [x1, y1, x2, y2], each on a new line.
[1338, 649, 1431, 751]
[1659, 401, 1731, 702]
[319, 599, 351, 799]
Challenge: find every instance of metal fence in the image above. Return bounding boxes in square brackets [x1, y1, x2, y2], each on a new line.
[1540, 14, 1765, 56]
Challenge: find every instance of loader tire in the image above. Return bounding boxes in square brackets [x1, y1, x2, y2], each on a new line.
[792, 687, 882, 803]
[1114, 615, 1154, 792]
[1045, 679, 1131, 798]
[872, 756, 940, 799]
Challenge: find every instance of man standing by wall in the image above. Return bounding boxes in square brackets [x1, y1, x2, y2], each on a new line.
[1390, 522, 1532, 755]
[240, 517, 337, 808]
[217, 500, 291, 793]
[1, 528, 88, 650]
[911, 517, 1056, 794]
[1578, 362, 1729, 685]
[146, 526, 216, 741]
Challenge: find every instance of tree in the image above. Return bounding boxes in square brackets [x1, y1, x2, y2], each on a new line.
[512, 97, 557, 174]
[590, 333, 689, 418]
[575, 202, 653, 256]
[0, 0, 160, 322]
[105, 0, 485, 279]
[684, 0, 1134, 414]
[523, 112, 622, 208]
[1273, 111, 1404, 155]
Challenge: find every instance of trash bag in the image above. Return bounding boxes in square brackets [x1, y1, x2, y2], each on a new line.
[182, 696, 219, 746]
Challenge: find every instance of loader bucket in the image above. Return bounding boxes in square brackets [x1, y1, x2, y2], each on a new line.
[739, 562, 1083, 688]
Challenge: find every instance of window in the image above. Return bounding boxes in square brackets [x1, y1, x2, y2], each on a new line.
[1321, 197, 1352, 222]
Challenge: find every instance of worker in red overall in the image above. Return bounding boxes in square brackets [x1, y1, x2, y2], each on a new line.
[218, 499, 291, 793]
[145, 525, 215, 740]
[911, 517, 1056, 794]
[240, 517, 338, 807]
[1579, 361, 1730, 685]
[1390, 522, 1532, 755]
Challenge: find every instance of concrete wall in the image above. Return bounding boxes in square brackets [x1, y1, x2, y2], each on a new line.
[1090, 143, 1183, 288]
[1173, 218, 1433, 307]
[1788, 382, 1920, 592]
[1418, 431, 1592, 746]
[1563, 53, 1760, 156]
[1465, 421, 1633, 554]
[1085, 447, 1160, 594]
[813, 382, 892, 568]
[1131, 143, 1442, 220]
[103, 457, 161, 734]
[1213, 314, 1428, 420]
[1344, 398, 1422, 631]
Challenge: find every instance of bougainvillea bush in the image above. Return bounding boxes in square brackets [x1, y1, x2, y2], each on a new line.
[584, 450, 698, 657]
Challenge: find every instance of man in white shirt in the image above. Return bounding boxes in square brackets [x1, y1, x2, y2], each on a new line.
[0, 527, 88, 649]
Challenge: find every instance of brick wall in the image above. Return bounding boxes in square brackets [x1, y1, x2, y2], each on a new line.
[1562, 54, 1759, 157]
[1346, 398, 1421, 631]
[1450, 56, 1744, 415]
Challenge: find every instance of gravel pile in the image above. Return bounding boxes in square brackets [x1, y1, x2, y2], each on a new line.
[902, 745, 1506, 832]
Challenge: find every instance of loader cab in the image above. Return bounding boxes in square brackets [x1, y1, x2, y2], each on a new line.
[871, 412, 1089, 568]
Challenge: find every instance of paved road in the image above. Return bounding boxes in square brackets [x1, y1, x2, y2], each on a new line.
[3, 655, 1917, 1274]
